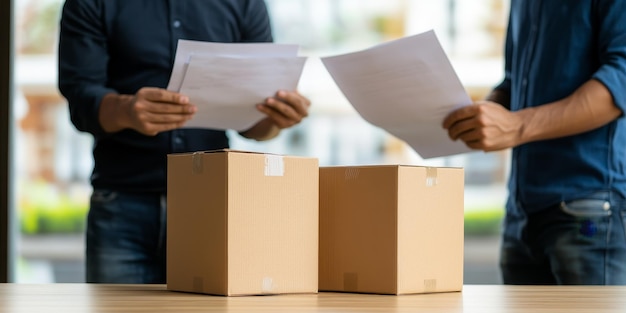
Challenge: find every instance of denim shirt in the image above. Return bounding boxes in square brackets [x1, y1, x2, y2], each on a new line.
[495, 0, 626, 212]
[58, 0, 273, 192]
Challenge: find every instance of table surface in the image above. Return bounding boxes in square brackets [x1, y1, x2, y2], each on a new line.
[1, 284, 625, 313]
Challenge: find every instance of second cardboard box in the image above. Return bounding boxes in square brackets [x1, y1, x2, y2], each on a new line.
[319, 165, 464, 295]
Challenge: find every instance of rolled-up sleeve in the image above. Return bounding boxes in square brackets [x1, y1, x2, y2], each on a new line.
[592, 1, 626, 115]
[58, 0, 115, 137]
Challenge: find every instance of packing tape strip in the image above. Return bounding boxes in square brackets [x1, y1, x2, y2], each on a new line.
[192, 276, 204, 293]
[264, 155, 284, 176]
[192, 152, 203, 174]
[343, 272, 358, 291]
[261, 277, 274, 293]
[344, 168, 360, 180]
[424, 279, 437, 292]
[426, 167, 438, 187]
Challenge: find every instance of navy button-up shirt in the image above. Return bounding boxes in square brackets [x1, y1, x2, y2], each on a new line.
[496, 0, 626, 212]
[58, 0, 273, 192]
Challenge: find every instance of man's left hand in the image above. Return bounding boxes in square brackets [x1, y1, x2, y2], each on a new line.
[442, 101, 524, 151]
[257, 90, 311, 129]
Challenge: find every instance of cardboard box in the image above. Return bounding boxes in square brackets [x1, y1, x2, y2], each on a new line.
[167, 150, 319, 296]
[319, 165, 464, 295]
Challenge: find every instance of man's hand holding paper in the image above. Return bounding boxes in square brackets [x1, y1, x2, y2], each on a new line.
[167, 40, 309, 134]
[239, 90, 311, 141]
[321, 30, 473, 159]
[178, 54, 307, 131]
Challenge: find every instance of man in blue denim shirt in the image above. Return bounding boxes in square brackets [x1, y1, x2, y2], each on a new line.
[444, 1, 626, 284]
[58, 0, 311, 283]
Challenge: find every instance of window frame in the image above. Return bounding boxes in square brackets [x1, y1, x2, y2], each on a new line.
[1, 0, 14, 283]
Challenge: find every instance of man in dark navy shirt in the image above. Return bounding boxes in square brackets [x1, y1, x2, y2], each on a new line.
[444, 1, 626, 284]
[58, 0, 311, 283]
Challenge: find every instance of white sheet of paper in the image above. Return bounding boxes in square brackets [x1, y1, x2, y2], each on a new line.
[179, 54, 307, 131]
[167, 39, 299, 92]
[321, 30, 472, 159]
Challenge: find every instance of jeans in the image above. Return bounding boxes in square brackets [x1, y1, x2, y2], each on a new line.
[86, 189, 167, 283]
[500, 191, 626, 285]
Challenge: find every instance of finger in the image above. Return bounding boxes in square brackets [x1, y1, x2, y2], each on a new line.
[465, 138, 502, 152]
[448, 118, 479, 140]
[262, 97, 301, 121]
[132, 92, 196, 114]
[143, 102, 197, 115]
[274, 90, 310, 117]
[465, 139, 487, 150]
[142, 110, 195, 124]
[256, 104, 296, 129]
[457, 129, 484, 143]
[138, 87, 189, 104]
[442, 105, 477, 129]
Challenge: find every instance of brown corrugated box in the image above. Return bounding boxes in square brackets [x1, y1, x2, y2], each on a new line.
[166, 149, 319, 296]
[319, 165, 464, 295]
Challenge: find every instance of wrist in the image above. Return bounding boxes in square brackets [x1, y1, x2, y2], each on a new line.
[515, 107, 536, 145]
[99, 93, 135, 133]
[240, 118, 281, 141]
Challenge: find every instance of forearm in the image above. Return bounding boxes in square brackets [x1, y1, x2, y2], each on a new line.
[239, 118, 281, 141]
[517, 79, 622, 144]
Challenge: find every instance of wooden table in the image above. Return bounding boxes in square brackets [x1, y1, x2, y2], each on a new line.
[1, 284, 625, 312]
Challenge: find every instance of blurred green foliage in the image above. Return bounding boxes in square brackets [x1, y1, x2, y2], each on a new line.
[20, 197, 87, 234]
[19, 181, 88, 235]
[464, 208, 504, 236]
[18, 195, 504, 237]
[17, 179, 504, 236]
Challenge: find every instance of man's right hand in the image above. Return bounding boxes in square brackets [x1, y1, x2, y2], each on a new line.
[99, 87, 197, 136]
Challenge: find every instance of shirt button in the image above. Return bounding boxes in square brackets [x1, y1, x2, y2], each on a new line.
[522, 78, 528, 86]
[174, 137, 183, 145]
[173, 20, 181, 28]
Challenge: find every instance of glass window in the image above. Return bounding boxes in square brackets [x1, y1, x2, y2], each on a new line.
[14, 0, 88, 283]
[12, 0, 509, 283]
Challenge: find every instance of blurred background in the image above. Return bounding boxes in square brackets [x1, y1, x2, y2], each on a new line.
[11, 0, 509, 283]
